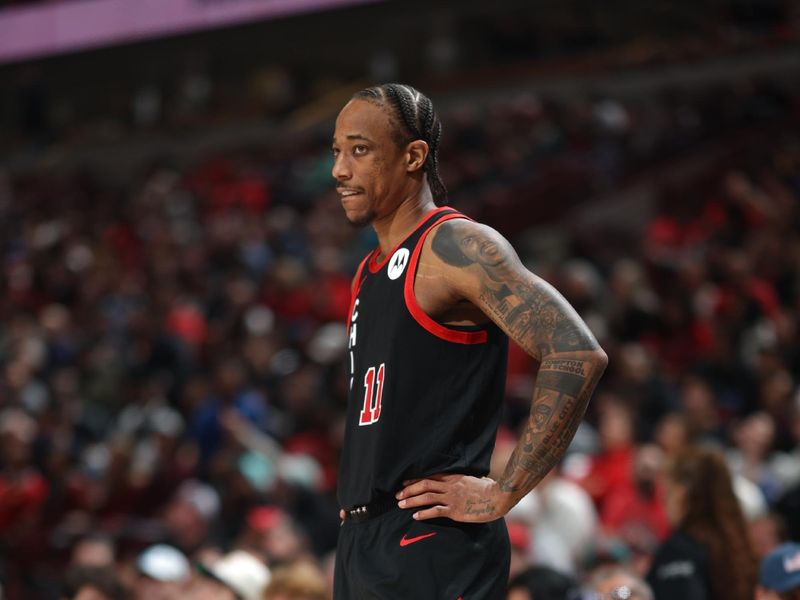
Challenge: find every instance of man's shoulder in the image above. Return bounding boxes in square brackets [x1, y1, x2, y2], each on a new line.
[426, 217, 511, 271]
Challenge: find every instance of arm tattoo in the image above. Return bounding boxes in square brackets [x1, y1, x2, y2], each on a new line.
[432, 220, 599, 355]
[432, 220, 607, 499]
[497, 363, 603, 494]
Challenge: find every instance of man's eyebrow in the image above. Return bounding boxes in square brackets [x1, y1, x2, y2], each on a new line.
[332, 134, 374, 144]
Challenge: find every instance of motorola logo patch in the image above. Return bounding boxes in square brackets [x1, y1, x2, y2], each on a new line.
[387, 248, 410, 280]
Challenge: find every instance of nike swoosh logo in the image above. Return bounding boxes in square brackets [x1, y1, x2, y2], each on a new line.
[399, 532, 437, 547]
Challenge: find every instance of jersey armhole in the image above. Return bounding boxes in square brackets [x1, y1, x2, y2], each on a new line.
[403, 215, 489, 345]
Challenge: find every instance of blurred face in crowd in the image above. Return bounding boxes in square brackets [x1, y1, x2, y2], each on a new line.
[633, 444, 663, 499]
[262, 518, 307, 566]
[332, 99, 426, 226]
[70, 586, 113, 600]
[506, 587, 531, 600]
[70, 538, 115, 569]
[749, 514, 783, 559]
[163, 498, 208, 551]
[654, 414, 689, 456]
[598, 400, 634, 451]
[184, 575, 237, 600]
[1, 426, 32, 468]
[734, 412, 775, 460]
[133, 577, 186, 600]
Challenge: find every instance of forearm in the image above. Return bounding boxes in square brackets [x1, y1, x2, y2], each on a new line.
[496, 349, 607, 506]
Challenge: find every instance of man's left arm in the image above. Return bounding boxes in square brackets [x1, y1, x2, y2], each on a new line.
[396, 220, 608, 522]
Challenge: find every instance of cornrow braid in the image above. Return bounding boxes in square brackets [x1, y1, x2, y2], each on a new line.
[353, 83, 449, 205]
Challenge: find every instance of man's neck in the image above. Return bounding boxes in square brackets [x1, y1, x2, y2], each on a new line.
[372, 192, 437, 260]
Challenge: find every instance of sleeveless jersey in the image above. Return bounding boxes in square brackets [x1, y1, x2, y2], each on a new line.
[337, 207, 509, 509]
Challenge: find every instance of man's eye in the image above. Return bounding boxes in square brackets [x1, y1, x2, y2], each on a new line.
[353, 145, 368, 155]
[332, 148, 340, 157]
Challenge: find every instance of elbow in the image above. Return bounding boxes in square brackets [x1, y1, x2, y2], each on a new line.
[590, 346, 609, 373]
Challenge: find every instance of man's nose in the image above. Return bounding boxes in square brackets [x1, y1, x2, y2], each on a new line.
[332, 154, 351, 181]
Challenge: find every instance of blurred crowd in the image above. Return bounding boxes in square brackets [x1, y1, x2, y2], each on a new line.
[3, 0, 799, 161]
[1, 61, 800, 599]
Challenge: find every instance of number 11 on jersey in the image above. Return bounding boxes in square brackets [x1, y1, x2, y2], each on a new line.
[358, 363, 385, 426]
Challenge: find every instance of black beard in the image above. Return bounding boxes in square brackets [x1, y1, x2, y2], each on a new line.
[346, 209, 378, 227]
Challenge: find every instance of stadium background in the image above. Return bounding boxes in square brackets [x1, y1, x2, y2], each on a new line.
[1, 0, 799, 598]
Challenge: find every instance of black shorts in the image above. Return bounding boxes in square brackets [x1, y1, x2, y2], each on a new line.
[334, 505, 510, 599]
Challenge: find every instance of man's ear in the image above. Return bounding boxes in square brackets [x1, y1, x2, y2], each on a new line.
[406, 140, 429, 173]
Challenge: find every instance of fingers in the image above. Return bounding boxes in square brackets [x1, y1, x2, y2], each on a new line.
[402, 473, 450, 486]
[401, 478, 423, 486]
[398, 491, 444, 510]
[396, 478, 447, 501]
[411, 505, 449, 521]
[394, 474, 500, 523]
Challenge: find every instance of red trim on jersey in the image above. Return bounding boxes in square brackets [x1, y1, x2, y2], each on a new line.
[347, 255, 370, 330]
[403, 213, 489, 345]
[367, 206, 452, 273]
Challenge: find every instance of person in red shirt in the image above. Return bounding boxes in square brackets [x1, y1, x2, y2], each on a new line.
[601, 444, 670, 547]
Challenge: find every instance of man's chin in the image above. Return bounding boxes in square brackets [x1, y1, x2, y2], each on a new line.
[345, 209, 377, 228]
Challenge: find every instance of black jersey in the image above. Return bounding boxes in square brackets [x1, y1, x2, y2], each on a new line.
[337, 207, 509, 509]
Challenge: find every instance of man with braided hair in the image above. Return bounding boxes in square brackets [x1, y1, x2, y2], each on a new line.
[333, 83, 607, 599]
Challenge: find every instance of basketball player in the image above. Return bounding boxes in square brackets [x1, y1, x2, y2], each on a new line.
[333, 83, 608, 599]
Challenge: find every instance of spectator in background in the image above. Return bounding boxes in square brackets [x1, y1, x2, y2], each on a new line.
[59, 567, 129, 600]
[237, 505, 313, 569]
[646, 446, 756, 600]
[653, 413, 690, 458]
[575, 395, 636, 514]
[757, 543, 800, 600]
[773, 390, 800, 470]
[586, 565, 653, 600]
[676, 377, 724, 445]
[506, 519, 533, 579]
[132, 544, 191, 600]
[506, 565, 581, 600]
[0, 408, 47, 534]
[775, 395, 800, 541]
[195, 550, 270, 600]
[600, 444, 669, 553]
[189, 358, 270, 467]
[498, 427, 598, 575]
[750, 513, 790, 561]
[69, 536, 115, 569]
[161, 479, 221, 554]
[263, 560, 327, 600]
[510, 469, 598, 575]
[728, 411, 782, 503]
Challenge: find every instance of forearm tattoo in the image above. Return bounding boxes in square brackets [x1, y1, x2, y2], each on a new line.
[432, 221, 607, 498]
